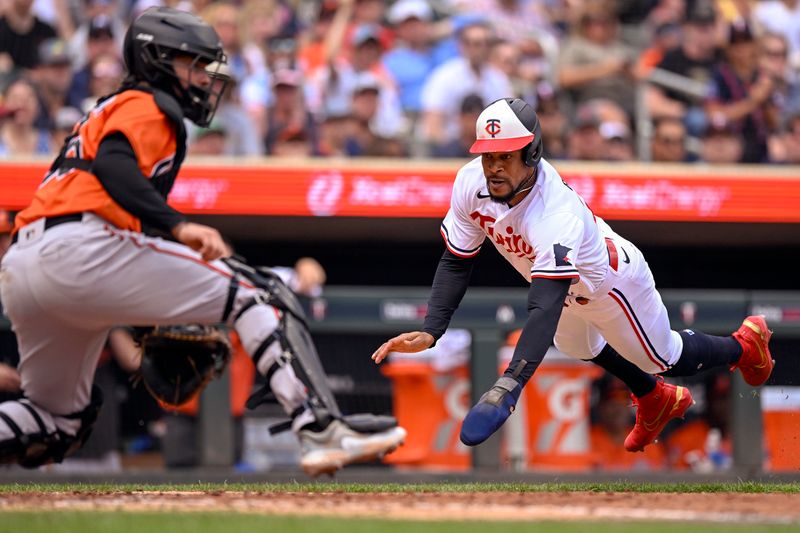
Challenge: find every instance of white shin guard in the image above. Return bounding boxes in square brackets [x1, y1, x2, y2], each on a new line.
[234, 302, 311, 427]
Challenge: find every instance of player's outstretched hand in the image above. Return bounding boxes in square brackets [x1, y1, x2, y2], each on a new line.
[372, 331, 434, 364]
[172, 222, 229, 261]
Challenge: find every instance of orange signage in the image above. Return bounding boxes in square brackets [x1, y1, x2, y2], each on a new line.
[2, 160, 799, 223]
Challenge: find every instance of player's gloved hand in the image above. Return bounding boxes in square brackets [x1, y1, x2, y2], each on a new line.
[460, 376, 521, 446]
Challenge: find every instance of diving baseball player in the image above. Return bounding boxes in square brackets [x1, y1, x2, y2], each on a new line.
[0, 7, 404, 475]
[373, 98, 773, 452]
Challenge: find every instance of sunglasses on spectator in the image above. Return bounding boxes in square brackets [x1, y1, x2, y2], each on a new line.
[654, 135, 684, 145]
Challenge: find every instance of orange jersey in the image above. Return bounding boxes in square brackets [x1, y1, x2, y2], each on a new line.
[14, 89, 179, 234]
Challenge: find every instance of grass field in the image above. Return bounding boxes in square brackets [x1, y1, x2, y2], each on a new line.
[0, 513, 798, 533]
[1, 482, 798, 532]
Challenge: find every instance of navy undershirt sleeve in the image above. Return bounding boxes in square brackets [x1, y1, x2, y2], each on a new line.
[92, 132, 186, 232]
[421, 249, 475, 341]
[502, 277, 571, 386]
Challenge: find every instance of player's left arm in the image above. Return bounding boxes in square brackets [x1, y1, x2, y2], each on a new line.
[507, 212, 584, 382]
[93, 133, 186, 232]
[503, 277, 571, 383]
[93, 133, 227, 261]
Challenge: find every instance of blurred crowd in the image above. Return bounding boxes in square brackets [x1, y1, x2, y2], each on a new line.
[2, 0, 800, 164]
[589, 371, 734, 472]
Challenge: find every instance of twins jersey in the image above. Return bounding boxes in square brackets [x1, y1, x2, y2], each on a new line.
[441, 157, 618, 297]
[441, 156, 683, 373]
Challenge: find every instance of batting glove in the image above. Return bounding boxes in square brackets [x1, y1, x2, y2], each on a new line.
[460, 376, 521, 446]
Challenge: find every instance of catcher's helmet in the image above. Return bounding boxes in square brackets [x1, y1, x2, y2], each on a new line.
[123, 6, 230, 126]
[469, 98, 543, 167]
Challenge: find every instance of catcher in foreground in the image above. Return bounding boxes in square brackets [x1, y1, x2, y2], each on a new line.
[0, 7, 403, 476]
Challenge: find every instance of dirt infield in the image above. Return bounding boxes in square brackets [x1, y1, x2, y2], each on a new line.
[0, 490, 796, 524]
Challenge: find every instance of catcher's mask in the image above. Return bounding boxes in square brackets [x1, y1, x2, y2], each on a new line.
[138, 324, 232, 407]
[123, 6, 231, 126]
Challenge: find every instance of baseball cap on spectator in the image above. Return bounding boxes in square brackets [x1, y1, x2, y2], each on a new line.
[684, 1, 716, 25]
[574, 104, 602, 129]
[317, 0, 338, 21]
[702, 114, 736, 137]
[272, 68, 303, 89]
[599, 121, 631, 141]
[728, 19, 754, 44]
[268, 37, 297, 55]
[535, 82, 559, 114]
[654, 21, 681, 38]
[192, 119, 227, 141]
[460, 93, 484, 114]
[352, 71, 381, 94]
[92, 57, 123, 79]
[38, 38, 71, 67]
[387, 0, 433, 25]
[88, 15, 114, 40]
[453, 14, 490, 36]
[54, 106, 83, 132]
[352, 24, 384, 48]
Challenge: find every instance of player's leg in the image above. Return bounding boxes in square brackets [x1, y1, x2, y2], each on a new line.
[554, 306, 657, 398]
[0, 236, 107, 467]
[223, 260, 406, 475]
[596, 245, 771, 385]
[588, 242, 772, 451]
[555, 309, 692, 453]
[61, 218, 403, 474]
[39, 220, 312, 431]
[663, 319, 773, 387]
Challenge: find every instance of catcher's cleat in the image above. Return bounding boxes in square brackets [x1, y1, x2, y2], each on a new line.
[298, 420, 406, 477]
[460, 376, 521, 446]
[731, 315, 774, 387]
[624, 379, 693, 453]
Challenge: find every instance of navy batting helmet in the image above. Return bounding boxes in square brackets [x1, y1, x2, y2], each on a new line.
[123, 7, 230, 126]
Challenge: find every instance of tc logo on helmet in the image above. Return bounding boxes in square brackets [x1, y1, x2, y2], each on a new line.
[485, 119, 501, 137]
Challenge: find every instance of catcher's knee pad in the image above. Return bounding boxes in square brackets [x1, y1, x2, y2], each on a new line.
[0, 386, 102, 468]
[225, 258, 346, 425]
[233, 296, 282, 375]
[233, 299, 308, 413]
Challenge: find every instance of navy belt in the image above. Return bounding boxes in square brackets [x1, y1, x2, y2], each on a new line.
[11, 213, 84, 245]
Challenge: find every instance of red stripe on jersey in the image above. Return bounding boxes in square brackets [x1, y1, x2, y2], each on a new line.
[531, 274, 580, 280]
[104, 225, 256, 290]
[607, 290, 667, 371]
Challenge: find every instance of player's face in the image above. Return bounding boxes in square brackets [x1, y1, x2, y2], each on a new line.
[481, 150, 530, 204]
[172, 55, 212, 90]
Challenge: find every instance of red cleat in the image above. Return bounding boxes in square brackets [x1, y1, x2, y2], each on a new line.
[731, 315, 774, 387]
[624, 379, 694, 452]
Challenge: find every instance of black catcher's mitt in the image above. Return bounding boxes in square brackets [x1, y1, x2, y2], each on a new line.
[137, 325, 232, 407]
